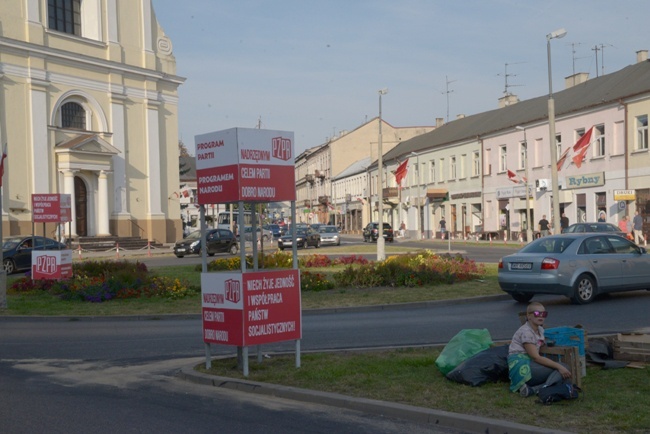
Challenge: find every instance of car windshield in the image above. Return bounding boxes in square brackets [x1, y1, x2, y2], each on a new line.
[185, 231, 201, 240]
[320, 226, 338, 233]
[519, 237, 575, 254]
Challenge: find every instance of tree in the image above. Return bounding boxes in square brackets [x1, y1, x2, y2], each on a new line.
[179, 140, 191, 176]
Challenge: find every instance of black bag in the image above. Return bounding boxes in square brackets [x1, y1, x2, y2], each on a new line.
[537, 383, 582, 405]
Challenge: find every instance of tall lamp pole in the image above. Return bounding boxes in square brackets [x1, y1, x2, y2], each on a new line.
[377, 88, 388, 261]
[410, 151, 421, 239]
[547, 28, 567, 235]
[516, 126, 533, 242]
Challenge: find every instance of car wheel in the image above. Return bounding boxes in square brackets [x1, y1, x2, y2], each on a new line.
[229, 244, 238, 255]
[174, 254, 184, 258]
[208, 252, 215, 257]
[572, 274, 597, 304]
[3, 259, 16, 274]
[279, 247, 284, 251]
[315, 239, 321, 248]
[511, 292, 533, 303]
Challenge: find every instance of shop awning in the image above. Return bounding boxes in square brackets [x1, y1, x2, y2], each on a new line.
[426, 188, 448, 201]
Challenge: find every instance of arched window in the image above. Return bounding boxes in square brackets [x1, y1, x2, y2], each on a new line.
[61, 102, 86, 130]
[48, 0, 81, 36]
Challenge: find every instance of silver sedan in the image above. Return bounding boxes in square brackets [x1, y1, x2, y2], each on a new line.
[318, 225, 341, 246]
[498, 233, 650, 304]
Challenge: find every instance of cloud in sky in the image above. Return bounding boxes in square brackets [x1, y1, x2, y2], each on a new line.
[152, 0, 650, 155]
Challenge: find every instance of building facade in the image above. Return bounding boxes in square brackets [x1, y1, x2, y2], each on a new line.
[0, 0, 184, 243]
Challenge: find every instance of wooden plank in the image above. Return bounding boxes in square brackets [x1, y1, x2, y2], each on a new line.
[541, 345, 582, 388]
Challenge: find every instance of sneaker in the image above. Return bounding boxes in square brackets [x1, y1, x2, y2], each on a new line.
[519, 384, 534, 397]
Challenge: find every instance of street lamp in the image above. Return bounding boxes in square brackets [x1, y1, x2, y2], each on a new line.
[410, 151, 421, 239]
[377, 88, 388, 261]
[516, 126, 533, 242]
[547, 28, 567, 235]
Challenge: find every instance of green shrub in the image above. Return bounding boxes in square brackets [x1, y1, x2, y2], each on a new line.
[300, 271, 335, 291]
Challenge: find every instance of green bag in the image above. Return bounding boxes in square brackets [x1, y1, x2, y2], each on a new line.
[435, 329, 493, 375]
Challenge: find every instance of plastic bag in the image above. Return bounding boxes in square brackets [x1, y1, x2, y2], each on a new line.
[435, 329, 493, 375]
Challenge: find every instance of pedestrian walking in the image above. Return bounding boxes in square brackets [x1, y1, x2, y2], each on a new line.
[632, 211, 644, 245]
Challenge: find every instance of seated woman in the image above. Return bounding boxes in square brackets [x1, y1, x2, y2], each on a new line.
[508, 302, 572, 397]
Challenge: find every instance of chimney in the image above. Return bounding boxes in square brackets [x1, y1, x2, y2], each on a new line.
[435, 117, 444, 128]
[637, 50, 648, 63]
[498, 93, 519, 108]
[565, 72, 589, 89]
[456, 114, 465, 120]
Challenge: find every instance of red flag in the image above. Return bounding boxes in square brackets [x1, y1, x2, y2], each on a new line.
[572, 127, 594, 169]
[394, 159, 409, 189]
[0, 143, 6, 187]
[557, 147, 571, 171]
[507, 169, 521, 184]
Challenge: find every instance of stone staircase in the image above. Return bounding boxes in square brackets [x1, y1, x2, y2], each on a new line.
[71, 236, 165, 252]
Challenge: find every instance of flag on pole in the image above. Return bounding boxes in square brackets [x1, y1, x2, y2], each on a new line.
[557, 126, 594, 171]
[394, 159, 409, 190]
[0, 143, 6, 187]
[571, 127, 594, 169]
[507, 169, 521, 184]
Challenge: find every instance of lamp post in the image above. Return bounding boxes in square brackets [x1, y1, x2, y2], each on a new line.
[410, 151, 421, 239]
[377, 88, 388, 261]
[516, 126, 533, 242]
[547, 28, 567, 235]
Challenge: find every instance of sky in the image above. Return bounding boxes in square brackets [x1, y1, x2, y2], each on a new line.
[151, 0, 650, 156]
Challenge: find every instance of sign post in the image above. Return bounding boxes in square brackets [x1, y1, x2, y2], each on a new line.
[31, 194, 72, 280]
[195, 128, 297, 376]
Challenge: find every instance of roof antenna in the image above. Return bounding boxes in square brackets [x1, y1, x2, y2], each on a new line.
[497, 62, 525, 96]
[441, 75, 456, 122]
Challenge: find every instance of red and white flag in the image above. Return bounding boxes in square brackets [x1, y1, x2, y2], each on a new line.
[394, 159, 409, 190]
[507, 169, 524, 184]
[558, 126, 595, 171]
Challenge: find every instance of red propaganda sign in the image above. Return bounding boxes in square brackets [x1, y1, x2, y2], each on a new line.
[31, 194, 72, 223]
[201, 269, 302, 346]
[194, 128, 296, 204]
[32, 250, 73, 280]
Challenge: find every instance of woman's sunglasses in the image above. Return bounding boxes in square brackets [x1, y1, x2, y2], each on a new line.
[528, 311, 548, 318]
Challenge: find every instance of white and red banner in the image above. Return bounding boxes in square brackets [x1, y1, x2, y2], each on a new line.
[195, 128, 296, 204]
[31, 194, 72, 223]
[394, 159, 409, 189]
[201, 269, 302, 346]
[557, 126, 595, 171]
[32, 250, 73, 280]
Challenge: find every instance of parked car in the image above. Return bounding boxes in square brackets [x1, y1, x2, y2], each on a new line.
[173, 229, 238, 258]
[498, 233, 650, 305]
[2, 236, 67, 274]
[562, 222, 632, 240]
[237, 226, 273, 243]
[318, 225, 341, 246]
[263, 224, 286, 239]
[362, 222, 394, 243]
[278, 227, 321, 250]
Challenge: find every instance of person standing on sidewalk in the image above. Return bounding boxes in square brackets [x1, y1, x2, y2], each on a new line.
[439, 217, 446, 239]
[632, 210, 644, 245]
[538, 215, 550, 237]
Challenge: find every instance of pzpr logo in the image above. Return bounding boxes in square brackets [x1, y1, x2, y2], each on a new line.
[35, 255, 57, 275]
[224, 279, 241, 303]
[272, 137, 292, 161]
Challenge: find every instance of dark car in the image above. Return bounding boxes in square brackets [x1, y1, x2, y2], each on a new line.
[498, 233, 650, 304]
[173, 229, 238, 258]
[363, 222, 394, 243]
[278, 227, 321, 250]
[2, 236, 67, 274]
[562, 222, 631, 239]
[263, 224, 286, 239]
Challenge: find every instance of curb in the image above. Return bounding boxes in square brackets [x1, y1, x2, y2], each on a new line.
[178, 362, 573, 434]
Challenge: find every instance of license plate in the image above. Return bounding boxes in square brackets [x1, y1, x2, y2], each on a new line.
[177, 248, 185, 252]
[511, 262, 532, 270]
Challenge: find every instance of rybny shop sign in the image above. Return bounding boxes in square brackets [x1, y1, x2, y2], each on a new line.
[563, 172, 605, 189]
